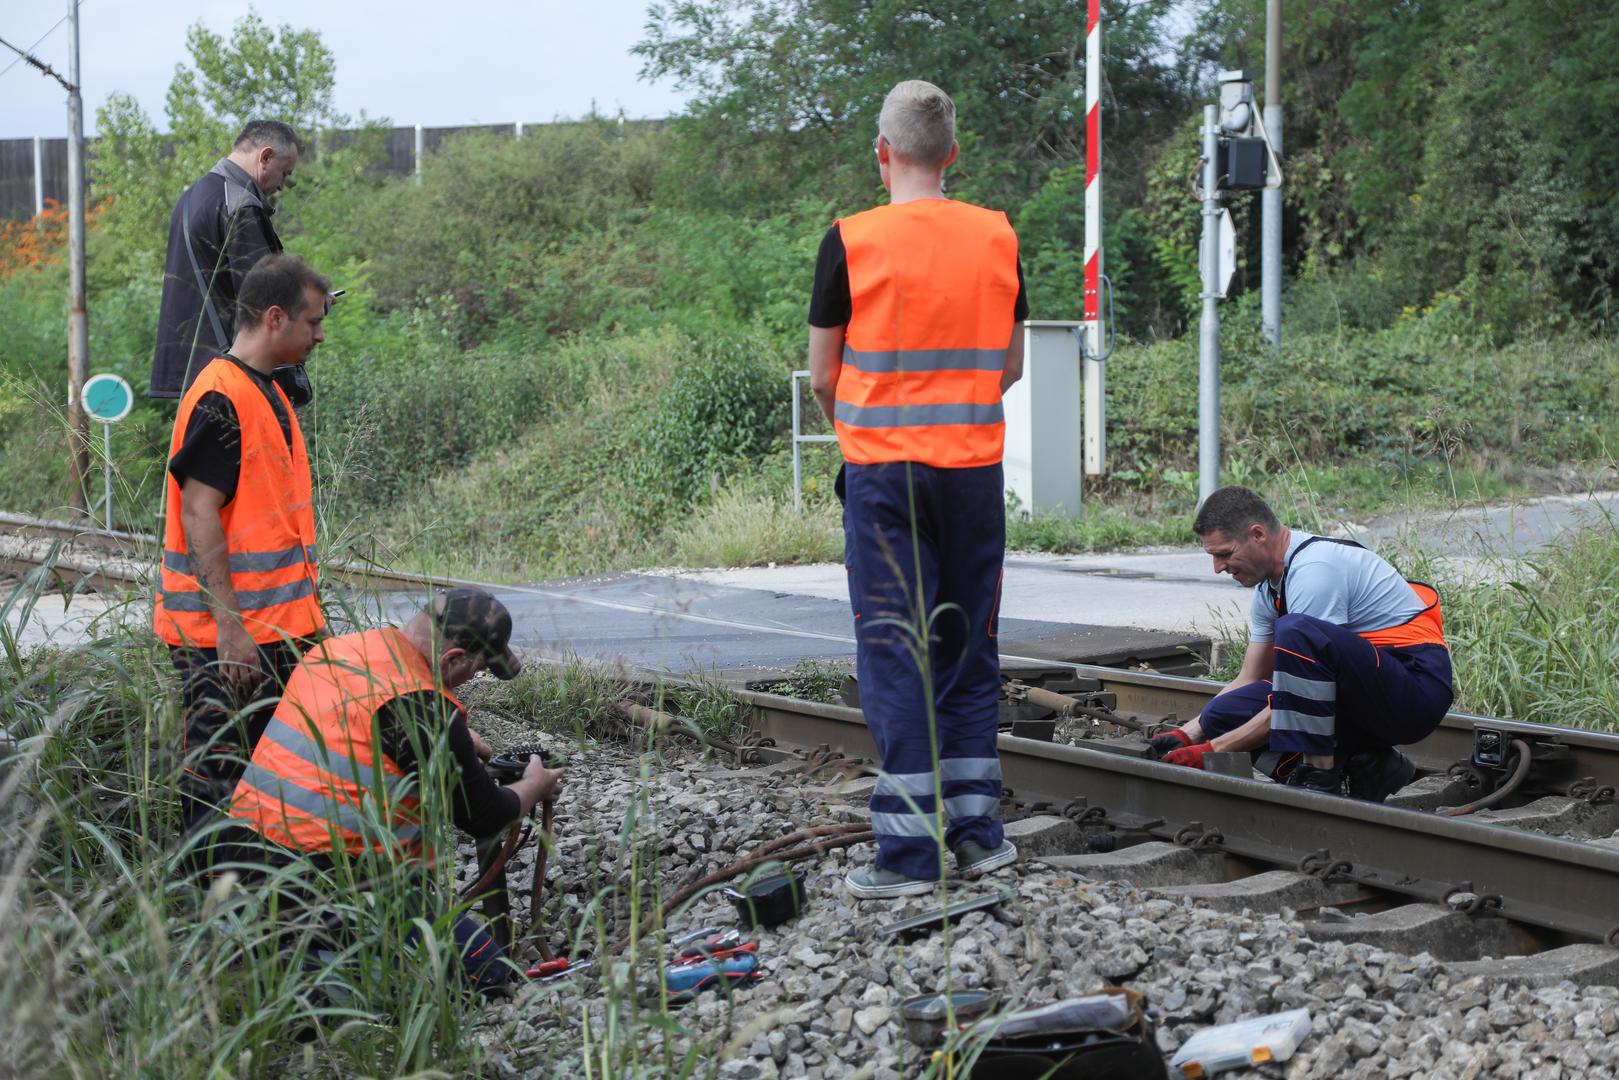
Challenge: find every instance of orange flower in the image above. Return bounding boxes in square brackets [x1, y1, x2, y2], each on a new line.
[0, 196, 112, 279]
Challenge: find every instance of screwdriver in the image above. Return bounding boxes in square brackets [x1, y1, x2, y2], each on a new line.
[526, 957, 594, 981]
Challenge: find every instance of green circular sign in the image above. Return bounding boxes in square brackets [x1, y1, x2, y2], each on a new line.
[83, 373, 133, 423]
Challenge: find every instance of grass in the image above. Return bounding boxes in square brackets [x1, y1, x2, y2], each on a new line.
[667, 484, 842, 569]
[1406, 509, 1619, 728]
[759, 659, 849, 705]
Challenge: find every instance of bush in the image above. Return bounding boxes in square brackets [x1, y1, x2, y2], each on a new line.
[627, 336, 789, 524]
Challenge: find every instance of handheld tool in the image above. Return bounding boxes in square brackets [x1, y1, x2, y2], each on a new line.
[663, 952, 762, 1003]
[675, 929, 757, 963]
[526, 957, 594, 983]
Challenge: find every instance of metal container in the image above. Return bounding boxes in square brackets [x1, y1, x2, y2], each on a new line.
[900, 989, 998, 1047]
[723, 870, 802, 928]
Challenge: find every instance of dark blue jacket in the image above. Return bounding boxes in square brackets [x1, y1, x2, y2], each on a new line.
[150, 158, 282, 399]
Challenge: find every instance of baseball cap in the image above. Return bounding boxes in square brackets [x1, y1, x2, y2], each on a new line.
[429, 587, 522, 680]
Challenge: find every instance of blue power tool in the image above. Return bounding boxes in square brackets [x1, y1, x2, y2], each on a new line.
[663, 952, 762, 1004]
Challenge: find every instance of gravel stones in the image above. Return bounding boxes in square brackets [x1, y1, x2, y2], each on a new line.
[462, 716, 1619, 1079]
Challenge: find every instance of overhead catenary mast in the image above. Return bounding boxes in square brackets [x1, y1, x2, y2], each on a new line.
[66, 0, 91, 511]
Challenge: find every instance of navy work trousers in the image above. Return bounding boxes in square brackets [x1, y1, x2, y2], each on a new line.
[1267, 613, 1453, 758]
[172, 639, 309, 832]
[843, 461, 1006, 881]
[1196, 680, 1300, 781]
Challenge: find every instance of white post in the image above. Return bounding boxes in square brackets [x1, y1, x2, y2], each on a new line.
[33, 136, 45, 217]
[1082, 0, 1106, 476]
[1198, 105, 1221, 506]
[1261, 0, 1283, 346]
[414, 124, 424, 185]
[102, 423, 113, 530]
[515, 122, 525, 140]
[791, 371, 803, 513]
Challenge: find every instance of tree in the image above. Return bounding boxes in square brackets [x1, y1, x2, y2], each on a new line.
[637, 0, 1198, 214]
[90, 11, 351, 277]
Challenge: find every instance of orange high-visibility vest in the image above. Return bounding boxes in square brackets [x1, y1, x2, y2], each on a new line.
[153, 357, 323, 647]
[833, 199, 1021, 468]
[1274, 537, 1448, 650]
[229, 627, 460, 857]
[1359, 582, 1447, 649]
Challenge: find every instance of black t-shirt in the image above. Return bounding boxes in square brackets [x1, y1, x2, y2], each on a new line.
[168, 355, 293, 501]
[377, 690, 523, 839]
[808, 223, 1030, 329]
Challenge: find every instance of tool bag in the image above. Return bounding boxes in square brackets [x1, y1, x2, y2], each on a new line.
[967, 987, 1169, 1079]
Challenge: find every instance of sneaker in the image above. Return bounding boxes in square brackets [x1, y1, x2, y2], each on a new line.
[1346, 748, 1417, 803]
[953, 839, 1019, 878]
[844, 866, 936, 900]
[1284, 763, 1346, 796]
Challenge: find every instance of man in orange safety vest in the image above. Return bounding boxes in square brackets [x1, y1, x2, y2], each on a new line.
[808, 80, 1027, 900]
[154, 253, 330, 830]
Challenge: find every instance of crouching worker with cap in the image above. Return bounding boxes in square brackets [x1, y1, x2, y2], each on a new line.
[223, 587, 564, 991]
[1151, 486, 1452, 802]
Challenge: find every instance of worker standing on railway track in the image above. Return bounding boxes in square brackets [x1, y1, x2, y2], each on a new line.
[223, 587, 564, 991]
[1153, 486, 1453, 801]
[807, 80, 1027, 899]
[154, 255, 331, 832]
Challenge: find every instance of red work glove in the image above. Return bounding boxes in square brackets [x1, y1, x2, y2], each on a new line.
[1163, 741, 1214, 770]
[1148, 728, 1194, 759]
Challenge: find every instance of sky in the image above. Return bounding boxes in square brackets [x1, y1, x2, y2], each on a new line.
[1, 1, 693, 139]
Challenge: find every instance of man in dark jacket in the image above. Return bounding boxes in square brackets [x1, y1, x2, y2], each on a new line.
[150, 120, 302, 400]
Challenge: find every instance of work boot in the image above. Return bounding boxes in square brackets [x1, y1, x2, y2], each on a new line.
[1284, 762, 1346, 796]
[953, 839, 1019, 878]
[1346, 747, 1417, 803]
[844, 865, 936, 900]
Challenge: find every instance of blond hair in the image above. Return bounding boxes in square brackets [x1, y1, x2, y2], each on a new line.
[878, 80, 956, 167]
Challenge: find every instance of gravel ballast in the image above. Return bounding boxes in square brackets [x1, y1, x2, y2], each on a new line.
[463, 719, 1619, 1079]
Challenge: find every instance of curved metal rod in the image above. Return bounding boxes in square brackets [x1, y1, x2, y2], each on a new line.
[461, 819, 524, 901]
[1441, 739, 1532, 817]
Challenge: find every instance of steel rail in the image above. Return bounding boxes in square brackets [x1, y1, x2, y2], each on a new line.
[733, 686, 1619, 944]
[0, 511, 452, 591]
[1016, 661, 1619, 784]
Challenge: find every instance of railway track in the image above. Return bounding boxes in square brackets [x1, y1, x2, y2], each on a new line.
[633, 678, 1619, 971]
[0, 510, 445, 592]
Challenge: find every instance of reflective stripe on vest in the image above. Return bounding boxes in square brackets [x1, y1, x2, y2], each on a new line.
[154, 357, 324, 647]
[833, 200, 1020, 468]
[228, 627, 461, 858]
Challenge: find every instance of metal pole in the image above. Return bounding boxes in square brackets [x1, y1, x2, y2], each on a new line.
[1198, 105, 1221, 505]
[791, 372, 803, 513]
[33, 136, 44, 217]
[1082, 0, 1105, 477]
[102, 423, 112, 530]
[414, 123, 424, 185]
[66, 0, 91, 512]
[1261, 0, 1283, 347]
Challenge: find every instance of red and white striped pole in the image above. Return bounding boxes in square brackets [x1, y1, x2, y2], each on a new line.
[1082, 0, 1105, 474]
